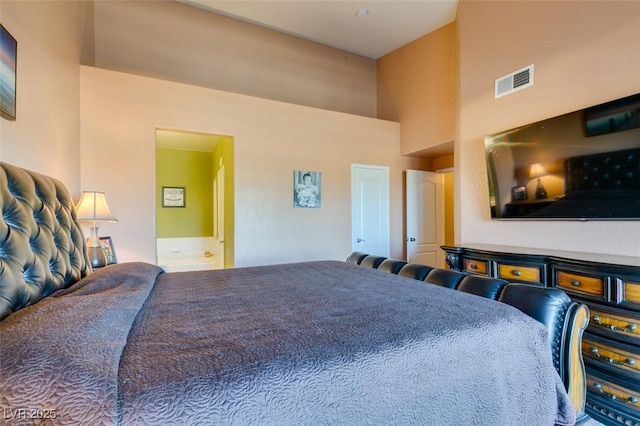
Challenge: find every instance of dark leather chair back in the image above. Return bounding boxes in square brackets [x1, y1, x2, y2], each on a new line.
[424, 268, 466, 289]
[498, 283, 575, 379]
[457, 275, 508, 299]
[378, 259, 408, 274]
[360, 255, 386, 269]
[398, 263, 434, 280]
[346, 252, 368, 265]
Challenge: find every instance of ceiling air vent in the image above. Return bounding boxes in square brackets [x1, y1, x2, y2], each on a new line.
[495, 64, 534, 98]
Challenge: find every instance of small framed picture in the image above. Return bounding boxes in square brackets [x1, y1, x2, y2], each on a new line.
[512, 185, 528, 201]
[1, 24, 17, 121]
[293, 170, 321, 208]
[162, 186, 185, 208]
[99, 236, 117, 265]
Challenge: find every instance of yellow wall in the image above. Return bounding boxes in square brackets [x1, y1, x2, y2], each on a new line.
[213, 136, 234, 267]
[443, 172, 455, 246]
[156, 148, 213, 238]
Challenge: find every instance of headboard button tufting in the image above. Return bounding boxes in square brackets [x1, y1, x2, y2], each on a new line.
[0, 162, 91, 321]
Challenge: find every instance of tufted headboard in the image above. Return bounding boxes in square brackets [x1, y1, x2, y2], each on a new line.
[0, 162, 91, 321]
[565, 147, 640, 192]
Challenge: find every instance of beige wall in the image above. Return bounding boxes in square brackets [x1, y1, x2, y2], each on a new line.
[377, 26, 457, 248]
[0, 0, 88, 192]
[8, 0, 638, 264]
[80, 66, 428, 266]
[377, 23, 456, 156]
[456, 0, 640, 256]
[90, 0, 377, 118]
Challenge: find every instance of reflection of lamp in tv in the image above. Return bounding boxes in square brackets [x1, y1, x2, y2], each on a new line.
[529, 163, 548, 199]
[75, 191, 118, 268]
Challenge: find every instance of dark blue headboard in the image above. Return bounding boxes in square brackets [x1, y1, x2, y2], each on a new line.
[565, 147, 640, 192]
[0, 162, 91, 321]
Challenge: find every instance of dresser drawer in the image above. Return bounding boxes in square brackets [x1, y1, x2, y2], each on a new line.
[589, 308, 640, 343]
[621, 278, 640, 308]
[557, 270, 605, 298]
[583, 337, 639, 376]
[587, 375, 640, 414]
[497, 263, 541, 284]
[463, 258, 489, 275]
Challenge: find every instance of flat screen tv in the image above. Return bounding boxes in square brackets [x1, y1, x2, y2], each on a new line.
[484, 92, 640, 220]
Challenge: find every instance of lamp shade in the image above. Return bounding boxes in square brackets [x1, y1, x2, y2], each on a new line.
[529, 163, 548, 179]
[76, 191, 117, 269]
[75, 191, 118, 222]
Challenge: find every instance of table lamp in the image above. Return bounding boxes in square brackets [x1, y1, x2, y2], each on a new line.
[529, 163, 548, 199]
[75, 191, 118, 268]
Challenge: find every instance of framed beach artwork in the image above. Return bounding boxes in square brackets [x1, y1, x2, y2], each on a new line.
[0, 24, 17, 121]
[293, 170, 321, 208]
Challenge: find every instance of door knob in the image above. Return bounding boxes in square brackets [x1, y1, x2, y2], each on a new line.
[356, 238, 365, 243]
[407, 237, 416, 242]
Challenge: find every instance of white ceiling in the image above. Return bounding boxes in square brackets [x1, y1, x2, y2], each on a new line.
[178, 0, 458, 59]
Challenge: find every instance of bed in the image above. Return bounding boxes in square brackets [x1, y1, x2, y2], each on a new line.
[1, 162, 582, 425]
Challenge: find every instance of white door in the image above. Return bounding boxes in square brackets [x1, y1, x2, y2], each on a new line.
[216, 165, 225, 266]
[405, 170, 444, 267]
[351, 164, 390, 257]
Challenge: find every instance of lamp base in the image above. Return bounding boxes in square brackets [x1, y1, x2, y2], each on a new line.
[535, 178, 547, 199]
[88, 246, 107, 269]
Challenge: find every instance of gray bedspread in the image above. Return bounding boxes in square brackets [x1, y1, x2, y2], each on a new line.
[0, 261, 575, 425]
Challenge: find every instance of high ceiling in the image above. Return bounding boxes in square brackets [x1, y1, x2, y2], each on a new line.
[178, 0, 458, 59]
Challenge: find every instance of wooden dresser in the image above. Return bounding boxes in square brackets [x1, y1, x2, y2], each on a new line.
[442, 244, 640, 426]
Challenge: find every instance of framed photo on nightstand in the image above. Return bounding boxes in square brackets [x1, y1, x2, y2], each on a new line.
[99, 236, 117, 265]
[511, 185, 528, 202]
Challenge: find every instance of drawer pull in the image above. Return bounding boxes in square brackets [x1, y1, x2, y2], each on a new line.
[590, 346, 636, 366]
[469, 264, 477, 270]
[570, 279, 580, 287]
[592, 382, 639, 405]
[512, 270, 522, 277]
[592, 316, 638, 333]
[593, 382, 617, 401]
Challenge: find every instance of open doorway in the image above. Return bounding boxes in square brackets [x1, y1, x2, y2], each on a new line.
[155, 128, 234, 271]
